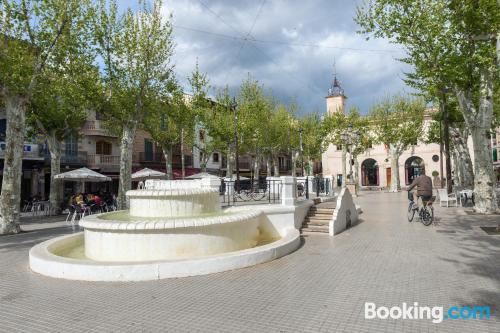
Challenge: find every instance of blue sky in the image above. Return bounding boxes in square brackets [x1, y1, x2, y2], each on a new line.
[118, 0, 413, 115]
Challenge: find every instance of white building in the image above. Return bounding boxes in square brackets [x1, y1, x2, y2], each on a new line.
[321, 76, 476, 189]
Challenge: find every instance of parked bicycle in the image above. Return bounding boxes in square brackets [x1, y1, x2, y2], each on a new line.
[407, 191, 435, 226]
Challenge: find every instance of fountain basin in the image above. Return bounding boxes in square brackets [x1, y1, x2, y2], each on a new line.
[29, 229, 300, 281]
[127, 188, 220, 218]
[80, 210, 265, 261]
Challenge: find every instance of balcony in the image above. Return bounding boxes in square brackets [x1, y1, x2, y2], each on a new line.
[87, 154, 120, 170]
[82, 120, 116, 137]
[61, 152, 88, 165]
[135, 152, 193, 169]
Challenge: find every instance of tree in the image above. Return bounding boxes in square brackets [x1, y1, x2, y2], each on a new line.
[237, 75, 273, 179]
[356, 0, 499, 213]
[369, 96, 425, 192]
[323, 107, 370, 186]
[0, 0, 91, 234]
[94, 0, 175, 209]
[29, 62, 98, 213]
[187, 63, 226, 173]
[143, 81, 193, 179]
[424, 99, 474, 189]
[299, 112, 327, 176]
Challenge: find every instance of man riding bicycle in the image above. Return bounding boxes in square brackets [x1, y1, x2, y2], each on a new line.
[407, 170, 433, 209]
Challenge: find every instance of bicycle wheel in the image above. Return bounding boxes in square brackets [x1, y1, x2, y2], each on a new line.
[421, 206, 433, 226]
[407, 203, 415, 222]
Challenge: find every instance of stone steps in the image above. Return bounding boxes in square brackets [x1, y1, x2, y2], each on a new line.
[301, 205, 335, 234]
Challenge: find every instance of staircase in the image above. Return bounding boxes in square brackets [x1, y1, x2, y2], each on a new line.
[301, 202, 336, 233]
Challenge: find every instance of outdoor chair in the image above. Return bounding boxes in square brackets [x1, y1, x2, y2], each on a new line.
[437, 188, 458, 207]
[65, 205, 87, 225]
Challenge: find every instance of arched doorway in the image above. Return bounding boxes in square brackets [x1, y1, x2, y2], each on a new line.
[361, 158, 379, 186]
[405, 156, 424, 185]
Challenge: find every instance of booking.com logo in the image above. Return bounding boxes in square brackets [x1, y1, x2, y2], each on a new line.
[365, 302, 492, 324]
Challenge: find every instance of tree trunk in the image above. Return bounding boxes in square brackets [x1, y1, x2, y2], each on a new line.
[47, 132, 62, 215]
[291, 150, 297, 176]
[200, 151, 208, 173]
[265, 155, 271, 177]
[341, 145, 347, 188]
[353, 155, 359, 185]
[450, 127, 474, 189]
[162, 145, 173, 180]
[456, 70, 497, 214]
[440, 93, 453, 193]
[181, 128, 185, 179]
[389, 145, 401, 192]
[451, 148, 460, 187]
[273, 154, 279, 177]
[253, 154, 260, 180]
[117, 122, 137, 210]
[0, 95, 26, 234]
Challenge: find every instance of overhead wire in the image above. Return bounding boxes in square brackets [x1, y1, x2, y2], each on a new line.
[172, 24, 402, 54]
[193, 0, 326, 103]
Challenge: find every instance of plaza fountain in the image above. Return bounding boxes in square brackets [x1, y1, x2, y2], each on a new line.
[29, 178, 301, 281]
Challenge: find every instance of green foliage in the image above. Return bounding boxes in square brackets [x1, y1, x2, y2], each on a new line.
[322, 107, 372, 155]
[368, 95, 426, 151]
[297, 112, 324, 162]
[93, 0, 175, 127]
[143, 79, 193, 151]
[0, 0, 94, 99]
[356, 0, 499, 122]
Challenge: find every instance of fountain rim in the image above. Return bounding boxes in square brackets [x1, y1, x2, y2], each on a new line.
[126, 188, 218, 197]
[79, 210, 264, 231]
[29, 229, 300, 281]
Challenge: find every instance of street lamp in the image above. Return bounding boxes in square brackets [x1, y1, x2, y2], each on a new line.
[341, 123, 361, 183]
[299, 127, 304, 176]
[231, 97, 240, 192]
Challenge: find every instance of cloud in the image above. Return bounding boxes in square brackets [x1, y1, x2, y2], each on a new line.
[126, 0, 414, 115]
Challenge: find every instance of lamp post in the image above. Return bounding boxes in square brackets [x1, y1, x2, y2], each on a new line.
[231, 97, 240, 192]
[299, 128, 304, 176]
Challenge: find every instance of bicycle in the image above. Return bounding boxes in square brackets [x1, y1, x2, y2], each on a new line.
[407, 192, 435, 226]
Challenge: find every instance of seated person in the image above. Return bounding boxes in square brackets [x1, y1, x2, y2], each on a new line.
[94, 194, 102, 206]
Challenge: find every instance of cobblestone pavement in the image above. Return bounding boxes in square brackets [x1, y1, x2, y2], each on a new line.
[0, 192, 499, 332]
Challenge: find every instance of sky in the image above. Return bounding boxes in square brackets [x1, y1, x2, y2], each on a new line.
[120, 0, 414, 115]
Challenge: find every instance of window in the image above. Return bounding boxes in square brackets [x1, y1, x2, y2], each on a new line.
[65, 134, 78, 156]
[96, 141, 112, 155]
[336, 144, 342, 151]
[212, 152, 219, 163]
[279, 157, 285, 169]
[144, 139, 153, 161]
[199, 130, 205, 142]
[95, 111, 106, 120]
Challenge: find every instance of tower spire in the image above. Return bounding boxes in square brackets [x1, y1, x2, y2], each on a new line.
[327, 59, 344, 97]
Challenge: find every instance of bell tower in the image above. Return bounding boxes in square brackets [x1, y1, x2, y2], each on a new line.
[325, 62, 347, 115]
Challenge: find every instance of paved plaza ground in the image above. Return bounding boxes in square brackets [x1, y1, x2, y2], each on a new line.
[0, 192, 499, 332]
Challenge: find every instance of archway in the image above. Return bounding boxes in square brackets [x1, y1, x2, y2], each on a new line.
[405, 156, 424, 185]
[361, 158, 379, 186]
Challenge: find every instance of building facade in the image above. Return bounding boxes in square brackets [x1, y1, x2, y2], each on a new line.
[321, 76, 478, 190]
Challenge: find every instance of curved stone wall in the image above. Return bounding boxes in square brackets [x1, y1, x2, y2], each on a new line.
[80, 211, 264, 262]
[127, 188, 220, 218]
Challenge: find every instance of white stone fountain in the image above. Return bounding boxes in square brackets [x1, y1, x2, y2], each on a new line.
[29, 178, 301, 281]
